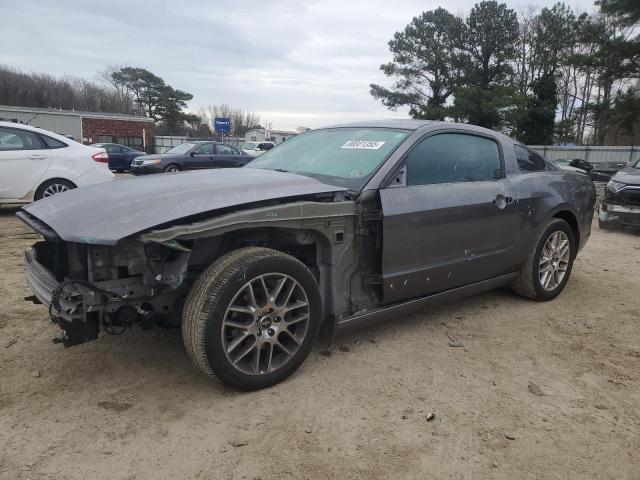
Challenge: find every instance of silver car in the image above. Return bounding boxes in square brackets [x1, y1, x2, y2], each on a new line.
[19, 120, 596, 390]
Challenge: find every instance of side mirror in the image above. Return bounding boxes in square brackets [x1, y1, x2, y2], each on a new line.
[388, 166, 407, 188]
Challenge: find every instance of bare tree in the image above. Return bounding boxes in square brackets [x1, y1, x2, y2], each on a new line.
[0, 65, 135, 114]
[199, 104, 261, 137]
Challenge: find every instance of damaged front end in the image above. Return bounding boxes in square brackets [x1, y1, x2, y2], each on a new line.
[24, 236, 191, 347]
[599, 182, 640, 229]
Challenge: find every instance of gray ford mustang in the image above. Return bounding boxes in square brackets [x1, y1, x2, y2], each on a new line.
[18, 120, 596, 390]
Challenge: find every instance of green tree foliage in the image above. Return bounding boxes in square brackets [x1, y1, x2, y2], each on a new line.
[109, 67, 194, 134]
[370, 8, 464, 120]
[453, 1, 519, 128]
[512, 73, 558, 144]
[461, 1, 519, 88]
[372, 0, 640, 145]
[597, 0, 640, 26]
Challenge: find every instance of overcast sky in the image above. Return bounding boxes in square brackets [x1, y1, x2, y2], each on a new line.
[1, 0, 597, 130]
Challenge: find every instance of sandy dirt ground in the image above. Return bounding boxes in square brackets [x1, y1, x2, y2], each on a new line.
[1, 203, 639, 480]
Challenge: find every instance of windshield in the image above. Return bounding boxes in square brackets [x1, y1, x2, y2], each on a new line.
[245, 128, 409, 189]
[166, 142, 197, 154]
[240, 142, 258, 150]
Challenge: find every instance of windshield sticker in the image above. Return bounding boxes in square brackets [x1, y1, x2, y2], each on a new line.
[340, 140, 386, 150]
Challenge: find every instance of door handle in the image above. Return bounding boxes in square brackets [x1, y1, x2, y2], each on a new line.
[29, 154, 47, 160]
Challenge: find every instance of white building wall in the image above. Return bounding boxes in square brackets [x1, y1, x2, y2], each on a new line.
[0, 109, 82, 140]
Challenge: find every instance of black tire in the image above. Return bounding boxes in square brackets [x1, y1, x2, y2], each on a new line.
[510, 218, 576, 301]
[182, 247, 322, 390]
[164, 164, 181, 173]
[34, 178, 76, 201]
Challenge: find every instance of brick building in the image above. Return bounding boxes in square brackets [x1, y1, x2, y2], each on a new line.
[0, 105, 154, 152]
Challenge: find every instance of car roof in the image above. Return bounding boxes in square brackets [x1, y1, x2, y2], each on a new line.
[325, 119, 438, 130]
[321, 119, 516, 142]
[0, 120, 42, 131]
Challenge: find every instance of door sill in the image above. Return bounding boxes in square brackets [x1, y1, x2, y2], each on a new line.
[336, 272, 518, 332]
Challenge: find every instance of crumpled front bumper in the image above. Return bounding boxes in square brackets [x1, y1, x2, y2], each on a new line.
[600, 202, 640, 227]
[24, 248, 100, 346]
[24, 248, 57, 306]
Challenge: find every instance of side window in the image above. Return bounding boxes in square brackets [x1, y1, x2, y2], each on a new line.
[39, 134, 68, 149]
[406, 133, 502, 186]
[515, 145, 546, 172]
[216, 144, 237, 155]
[0, 127, 44, 151]
[193, 143, 214, 155]
[104, 145, 115, 154]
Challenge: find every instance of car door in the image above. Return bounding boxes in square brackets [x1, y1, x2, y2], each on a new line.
[0, 126, 51, 200]
[184, 143, 215, 169]
[379, 131, 521, 303]
[213, 144, 243, 167]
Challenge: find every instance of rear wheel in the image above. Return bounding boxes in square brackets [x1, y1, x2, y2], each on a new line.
[164, 164, 181, 173]
[182, 247, 322, 390]
[510, 218, 576, 301]
[34, 179, 76, 200]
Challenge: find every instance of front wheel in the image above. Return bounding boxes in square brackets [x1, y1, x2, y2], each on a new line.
[182, 247, 322, 390]
[164, 164, 181, 173]
[510, 218, 576, 301]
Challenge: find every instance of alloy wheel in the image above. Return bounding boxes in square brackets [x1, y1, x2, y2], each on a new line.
[42, 183, 71, 197]
[538, 231, 571, 291]
[221, 273, 310, 375]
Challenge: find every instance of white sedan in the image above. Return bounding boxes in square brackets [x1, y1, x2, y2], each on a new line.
[240, 141, 275, 156]
[0, 121, 114, 203]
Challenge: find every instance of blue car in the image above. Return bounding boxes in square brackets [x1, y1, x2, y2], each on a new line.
[90, 143, 145, 172]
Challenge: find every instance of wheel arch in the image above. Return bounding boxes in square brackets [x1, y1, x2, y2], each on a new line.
[34, 177, 77, 199]
[139, 200, 359, 326]
[551, 208, 580, 254]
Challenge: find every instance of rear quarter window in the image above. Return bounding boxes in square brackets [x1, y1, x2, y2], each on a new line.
[39, 134, 68, 149]
[515, 145, 546, 172]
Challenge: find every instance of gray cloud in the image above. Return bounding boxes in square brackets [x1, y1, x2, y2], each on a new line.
[1, 0, 596, 129]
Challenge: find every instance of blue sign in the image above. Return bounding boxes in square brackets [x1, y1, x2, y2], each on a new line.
[214, 117, 231, 133]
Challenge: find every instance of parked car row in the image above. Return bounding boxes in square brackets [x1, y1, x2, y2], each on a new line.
[550, 157, 629, 182]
